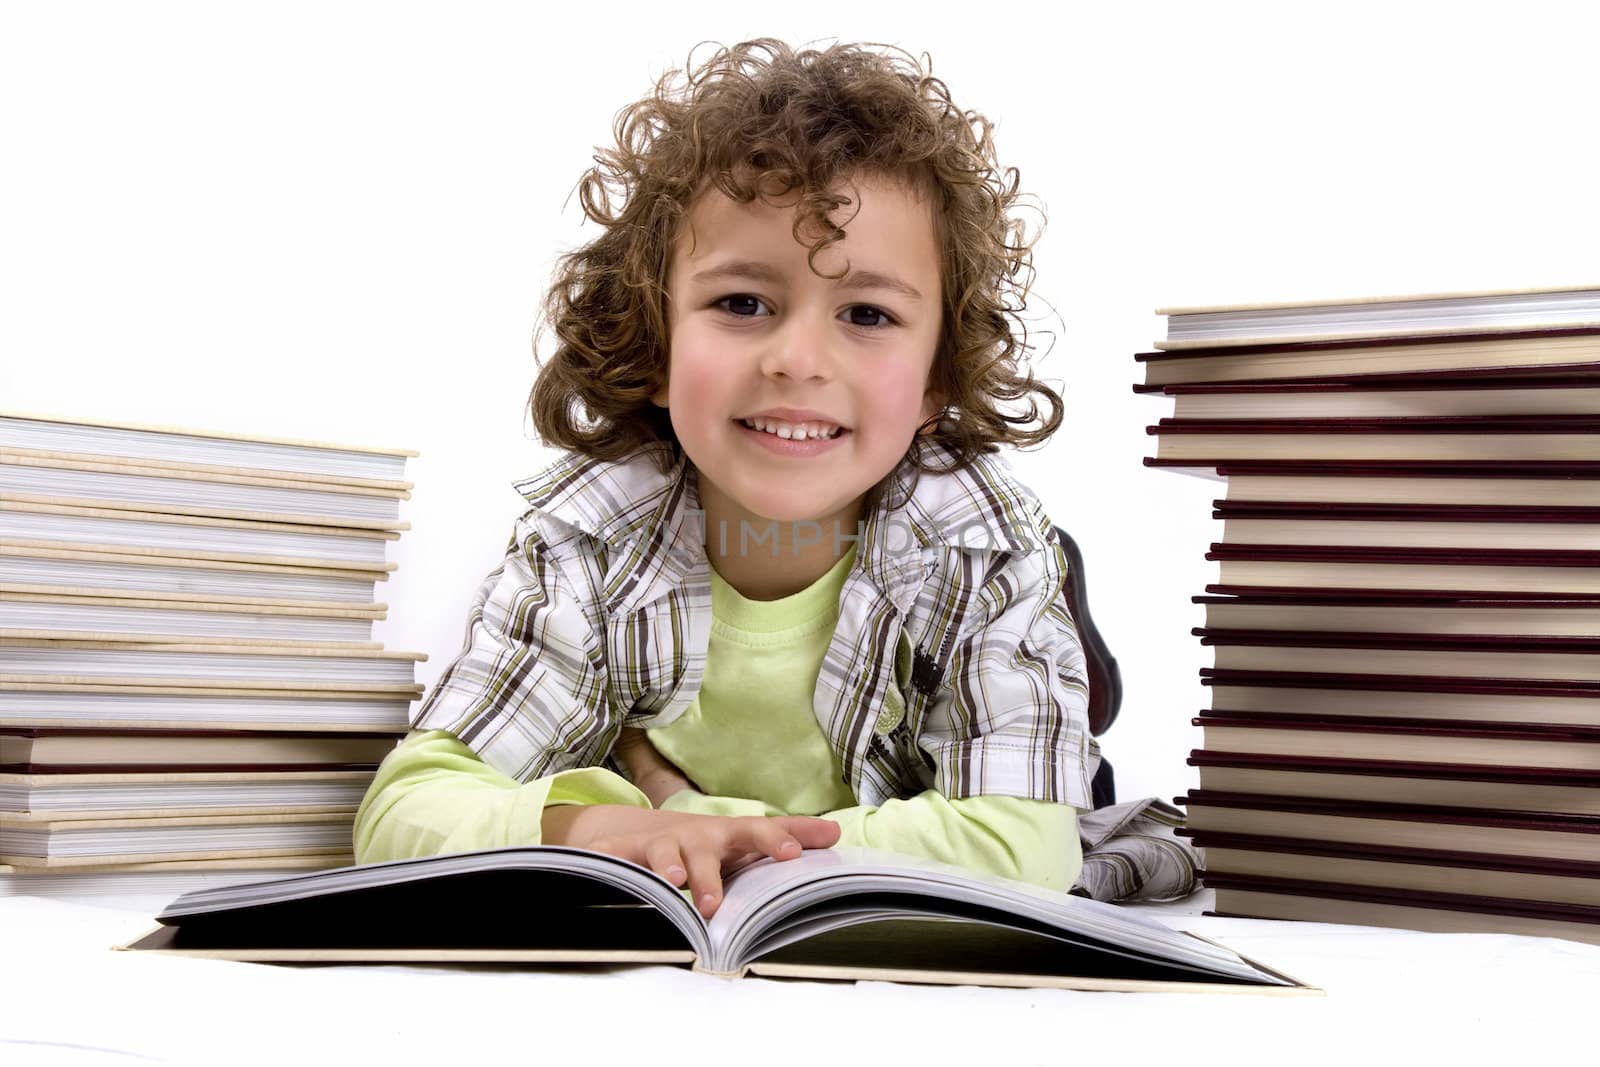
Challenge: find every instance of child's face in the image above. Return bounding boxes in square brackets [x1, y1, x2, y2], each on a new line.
[654, 172, 944, 536]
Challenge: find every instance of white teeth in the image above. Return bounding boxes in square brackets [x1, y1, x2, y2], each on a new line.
[741, 418, 842, 440]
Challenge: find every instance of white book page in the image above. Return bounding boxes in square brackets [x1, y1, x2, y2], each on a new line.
[708, 846, 1279, 982]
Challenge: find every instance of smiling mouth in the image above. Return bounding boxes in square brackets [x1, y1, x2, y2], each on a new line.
[734, 418, 850, 441]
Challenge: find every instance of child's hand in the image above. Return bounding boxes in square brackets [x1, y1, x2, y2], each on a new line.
[614, 726, 697, 807]
[540, 804, 841, 919]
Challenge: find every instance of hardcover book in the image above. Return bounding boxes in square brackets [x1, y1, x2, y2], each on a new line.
[0, 544, 385, 605]
[0, 683, 416, 730]
[1196, 627, 1600, 680]
[1204, 542, 1600, 596]
[0, 768, 374, 819]
[0, 855, 354, 898]
[0, 727, 402, 771]
[1150, 414, 1600, 463]
[0, 450, 409, 530]
[1188, 750, 1600, 814]
[1194, 711, 1600, 768]
[1187, 833, 1600, 908]
[1194, 592, 1600, 638]
[1203, 871, 1600, 946]
[1181, 790, 1600, 861]
[0, 499, 398, 569]
[1201, 666, 1600, 725]
[1148, 377, 1600, 420]
[1210, 503, 1600, 553]
[1136, 326, 1600, 385]
[1162, 464, 1600, 504]
[1, 591, 381, 646]
[0, 411, 416, 485]
[0, 810, 356, 866]
[0, 639, 425, 692]
[1154, 284, 1600, 349]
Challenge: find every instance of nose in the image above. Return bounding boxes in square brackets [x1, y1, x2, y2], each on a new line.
[759, 309, 834, 383]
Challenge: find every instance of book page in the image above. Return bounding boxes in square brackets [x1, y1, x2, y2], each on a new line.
[708, 846, 1282, 983]
[744, 915, 1301, 991]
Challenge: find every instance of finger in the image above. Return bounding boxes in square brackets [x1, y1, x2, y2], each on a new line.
[773, 815, 842, 849]
[684, 842, 724, 919]
[733, 815, 840, 859]
[728, 817, 806, 863]
[643, 837, 687, 887]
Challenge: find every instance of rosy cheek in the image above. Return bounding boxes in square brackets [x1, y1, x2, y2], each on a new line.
[675, 362, 727, 401]
[861, 366, 929, 416]
[664, 328, 726, 390]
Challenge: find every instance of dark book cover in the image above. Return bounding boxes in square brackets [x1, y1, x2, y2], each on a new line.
[1212, 460, 1600, 479]
[1206, 542, 1600, 566]
[1200, 870, 1600, 926]
[0, 762, 383, 775]
[1134, 324, 1600, 361]
[1205, 584, 1600, 602]
[1185, 830, 1600, 880]
[1137, 373, 1600, 396]
[1154, 414, 1600, 434]
[1189, 749, 1600, 786]
[1212, 501, 1600, 523]
[0, 727, 406, 739]
[1146, 457, 1600, 474]
[1193, 627, 1600, 653]
[1193, 711, 1600, 743]
[1200, 666, 1600, 697]
[1193, 592, 1600, 607]
[1180, 789, 1600, 832]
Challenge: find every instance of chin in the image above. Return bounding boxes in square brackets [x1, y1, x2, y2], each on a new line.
[741, 491, 857, 528]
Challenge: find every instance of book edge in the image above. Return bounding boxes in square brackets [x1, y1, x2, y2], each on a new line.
[1, 410, 420, 458]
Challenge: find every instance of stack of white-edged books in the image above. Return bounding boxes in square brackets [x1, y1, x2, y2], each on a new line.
[0, 411, 424, 894]
[1136, 285, 1600, 946]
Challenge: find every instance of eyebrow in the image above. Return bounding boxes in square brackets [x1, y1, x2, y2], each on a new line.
[689, 259, 925, 302]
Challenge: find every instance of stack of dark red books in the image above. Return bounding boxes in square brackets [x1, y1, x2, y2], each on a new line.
[1137, 284, 1600, 945]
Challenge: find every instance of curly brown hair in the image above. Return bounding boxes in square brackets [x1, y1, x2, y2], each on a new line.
[529, 37, 1064, 505]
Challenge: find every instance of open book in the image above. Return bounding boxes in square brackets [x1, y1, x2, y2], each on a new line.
[123, 844, 1314, 993]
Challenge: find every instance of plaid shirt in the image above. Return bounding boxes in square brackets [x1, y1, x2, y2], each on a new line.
[413, 439, 1096, 810]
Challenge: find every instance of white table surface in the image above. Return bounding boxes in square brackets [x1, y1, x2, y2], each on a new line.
[2, 888, 1596, 1067]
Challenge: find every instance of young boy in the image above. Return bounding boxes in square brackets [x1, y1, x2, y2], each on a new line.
[355, 39, 1150, 919]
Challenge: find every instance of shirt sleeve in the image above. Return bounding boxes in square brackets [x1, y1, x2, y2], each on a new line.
[355, 732, 1080, 889]
[352, 729, 649, 864]
[410, 513, 620, 782]
[918, 529, 1095, 809]
[660, 788, 1082, 892]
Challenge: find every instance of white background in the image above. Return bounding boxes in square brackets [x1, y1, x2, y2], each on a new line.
[5, 0, 1598, 804]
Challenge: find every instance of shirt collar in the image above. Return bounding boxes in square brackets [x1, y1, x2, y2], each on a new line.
[514, 440, 1044, 604]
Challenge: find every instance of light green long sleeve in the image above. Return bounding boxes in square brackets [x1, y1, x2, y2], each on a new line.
[354, 728, 1080, 891]
[352, 729, 650, 863]
[658, 787, 1080, 891]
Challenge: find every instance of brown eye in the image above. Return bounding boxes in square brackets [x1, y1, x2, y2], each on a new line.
[717, 294, 769, 317]
[845, 305, 893, 328]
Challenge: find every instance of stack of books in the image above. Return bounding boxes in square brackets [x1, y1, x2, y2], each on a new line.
[1135, 285, 1600, 946]
[0, 411, 424, 894]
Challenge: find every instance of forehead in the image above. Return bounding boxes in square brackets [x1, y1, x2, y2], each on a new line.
[670, 174, 941, 280]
